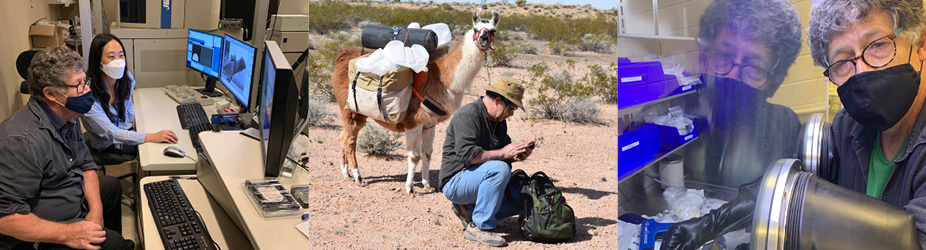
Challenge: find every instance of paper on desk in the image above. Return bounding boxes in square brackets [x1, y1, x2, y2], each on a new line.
[296, 221, 310, 238]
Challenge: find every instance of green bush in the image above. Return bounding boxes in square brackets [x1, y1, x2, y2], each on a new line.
[526, 60, 599, 122]
[516, 0, 526, 7]
[501, 70, 515, 77]
[307, 94, 334, 126]
[357, 124, 404, 156]
[489, 40, 519, 66]
[547, 40, 572, 55]
[579, 63, 617, 103]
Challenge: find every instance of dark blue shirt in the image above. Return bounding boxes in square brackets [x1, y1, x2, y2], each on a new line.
[0, 98, 97, 249]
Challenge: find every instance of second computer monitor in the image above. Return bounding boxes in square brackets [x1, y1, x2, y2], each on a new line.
[259, 41, 298, 178]
[220, 34, 256, 112]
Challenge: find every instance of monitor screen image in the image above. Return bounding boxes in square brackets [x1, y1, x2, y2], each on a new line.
[259, 49, 276, 160]
[186, 29, 223, 78]
[220, 34, 256, 111]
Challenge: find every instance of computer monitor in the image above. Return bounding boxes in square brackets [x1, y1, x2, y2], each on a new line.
[186, 29, 223, 97]
[219, 34, 256, 112]
[258, 41, 299, 178]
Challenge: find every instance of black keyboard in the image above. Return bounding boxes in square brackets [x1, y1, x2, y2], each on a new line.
[176, 103, 209, 130]
[188, 123, 210, 153]
[144, 179, 217, 250]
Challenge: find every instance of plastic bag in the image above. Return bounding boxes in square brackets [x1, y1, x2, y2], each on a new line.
[663, 186, 705, 221]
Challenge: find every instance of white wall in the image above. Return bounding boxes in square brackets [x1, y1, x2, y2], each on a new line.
[0, 1, 57, 121]
[618, 0, 830, 122]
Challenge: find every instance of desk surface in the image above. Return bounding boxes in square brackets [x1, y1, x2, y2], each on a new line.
[139, 176, 253, 250]
[198, 131, 309, 249]
[134, 87, 218, 171]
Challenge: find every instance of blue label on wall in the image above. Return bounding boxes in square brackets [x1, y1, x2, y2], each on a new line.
[161, 0, 171, 28]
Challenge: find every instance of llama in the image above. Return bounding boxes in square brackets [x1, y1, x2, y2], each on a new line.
[331, 8, 500, 194]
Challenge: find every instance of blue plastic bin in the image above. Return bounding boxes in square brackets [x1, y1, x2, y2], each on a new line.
[654, 123, 698, 146]
[619, 123, 659, 181]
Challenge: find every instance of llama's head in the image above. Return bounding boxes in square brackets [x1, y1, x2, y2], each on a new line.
[471, 8, 500, 52]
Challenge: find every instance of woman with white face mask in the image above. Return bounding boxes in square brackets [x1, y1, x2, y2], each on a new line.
[80, 33, 178, 160]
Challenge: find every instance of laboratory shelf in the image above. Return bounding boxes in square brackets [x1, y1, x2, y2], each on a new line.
[618, 89, 698, 116]
[619, 137, 699, 182]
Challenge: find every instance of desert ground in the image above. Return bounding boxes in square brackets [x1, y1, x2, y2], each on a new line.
[305, 31, 617, 248]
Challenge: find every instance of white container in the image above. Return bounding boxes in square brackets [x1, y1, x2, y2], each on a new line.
[659, 154, 685, 188]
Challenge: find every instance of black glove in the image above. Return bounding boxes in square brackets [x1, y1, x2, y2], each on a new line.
[660, 178, 761, 250]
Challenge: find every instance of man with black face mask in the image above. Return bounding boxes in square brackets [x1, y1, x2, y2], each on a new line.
[806, 0, 926, 247]
[658, 0, 804, 249]
[0, 47, 134, 250]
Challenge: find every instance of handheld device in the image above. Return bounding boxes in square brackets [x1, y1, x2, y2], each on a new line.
[528, 141, 536, 149]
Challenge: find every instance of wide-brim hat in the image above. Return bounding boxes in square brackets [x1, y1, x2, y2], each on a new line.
[484, 76, 525, 110]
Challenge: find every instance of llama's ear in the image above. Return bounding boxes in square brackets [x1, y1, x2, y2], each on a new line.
[473, 8, 483, 25]
[491, 10, 500, 27]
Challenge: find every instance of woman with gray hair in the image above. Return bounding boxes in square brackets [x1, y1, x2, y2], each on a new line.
[806, 0, 926, 248]
[662, 0, 804, 249]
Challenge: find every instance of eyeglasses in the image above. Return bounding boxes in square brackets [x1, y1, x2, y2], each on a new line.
[705, 49, 775, 88]
[824, 28, 902, 86]
[63, 77, 90, 93]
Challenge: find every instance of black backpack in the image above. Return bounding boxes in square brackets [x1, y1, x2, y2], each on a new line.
[506, 170, 576, 243]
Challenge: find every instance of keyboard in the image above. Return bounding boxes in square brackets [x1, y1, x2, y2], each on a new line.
[188, 123, 211, 153]
[177, 103, 210, 130]
[144, 179, 217, 250]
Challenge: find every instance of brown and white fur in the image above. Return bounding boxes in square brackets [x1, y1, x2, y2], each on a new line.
[331, 8, 500, 194]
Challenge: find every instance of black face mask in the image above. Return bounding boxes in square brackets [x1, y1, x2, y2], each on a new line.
[837, 63, 920, 131]
[702, 75, 768, 130]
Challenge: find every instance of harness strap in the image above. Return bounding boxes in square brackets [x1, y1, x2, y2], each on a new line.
[377, 75, 388, 120]
[351, 71, 361, 113]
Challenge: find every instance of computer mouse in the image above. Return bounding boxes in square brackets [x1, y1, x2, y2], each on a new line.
[163, 146, 185, 158]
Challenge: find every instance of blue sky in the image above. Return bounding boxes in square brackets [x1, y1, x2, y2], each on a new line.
[425, 0, 617, 10]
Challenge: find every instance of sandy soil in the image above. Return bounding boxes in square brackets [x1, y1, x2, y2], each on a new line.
[304, 34, 617, 247]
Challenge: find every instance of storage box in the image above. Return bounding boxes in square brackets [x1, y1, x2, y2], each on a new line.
[618, 60, 679, 109]
[655, 123, 698, 146]
[30, 23, 70, 48]
[619, 123, 659, 181]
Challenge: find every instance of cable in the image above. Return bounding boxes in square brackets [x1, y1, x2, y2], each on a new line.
[184, 155, 198, 164]
[287, 155, 308, 172]
[194, 210, 222, 250]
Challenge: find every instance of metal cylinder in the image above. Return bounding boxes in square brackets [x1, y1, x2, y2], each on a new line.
[751, 159, 919, 250]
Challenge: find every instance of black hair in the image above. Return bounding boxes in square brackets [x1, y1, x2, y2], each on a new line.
[88, 33, 131, 124]
[485, 90, 512, 106]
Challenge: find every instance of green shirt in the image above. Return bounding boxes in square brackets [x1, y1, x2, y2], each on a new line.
[867, 133, 907, 199]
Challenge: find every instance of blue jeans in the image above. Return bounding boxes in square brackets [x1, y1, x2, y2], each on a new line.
[443, 160, 521, 230]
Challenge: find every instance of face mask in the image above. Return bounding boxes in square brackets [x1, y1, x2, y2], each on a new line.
[101, 59, 126, 79]
[53, 90, 94, 114]
[837, 63, 920, 131]
[702, 74, 768, 130]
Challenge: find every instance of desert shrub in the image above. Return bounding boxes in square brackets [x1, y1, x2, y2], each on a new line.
[516, 0, 526, 7]
[501, 70, 515, 77]
[563, 97, 603, 124]
[305, 52, 334, 101]
[489, 40, 519, 66]
[307, 94, 334, 126]
[526, 60, 599, 122]
[308, 2, 353, 34]
[393, 0, 400, 3]
[579, 63, 618, 103]
[552, 3, 560, 9]
[547, 40, 572, 55]
[357, 20, 380, 29]
[357, 124, 404, 156]
[528, 9, 536, 14]
[577, 33, 614, 53]
[519, 42, 538, 54]
[562, 13, 572, 19]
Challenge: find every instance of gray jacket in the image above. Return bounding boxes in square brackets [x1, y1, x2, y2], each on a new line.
[828, 102, 926, 248]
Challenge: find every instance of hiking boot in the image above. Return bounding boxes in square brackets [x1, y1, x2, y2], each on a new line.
[463, 222, 506, 247]
[452, 203, 473, 228]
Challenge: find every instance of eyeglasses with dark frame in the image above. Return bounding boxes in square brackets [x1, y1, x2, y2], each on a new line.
[63, 77, 91, 93]
[823, 28, 903, 86]
[705, 48, 776, 88]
